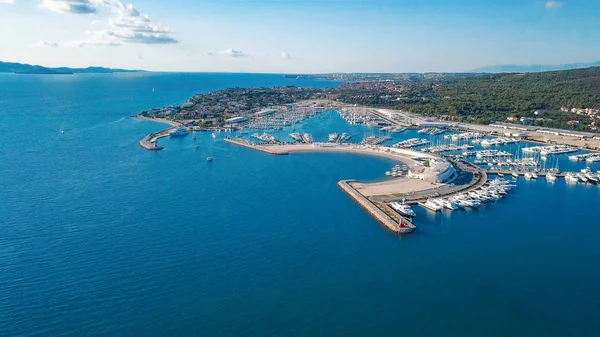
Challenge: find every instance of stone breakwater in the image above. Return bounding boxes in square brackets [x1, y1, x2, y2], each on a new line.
[223, 138, 290, 155]
[338, 180, 416, 234]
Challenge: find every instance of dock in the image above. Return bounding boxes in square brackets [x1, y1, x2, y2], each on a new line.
[139, 133, 164, 150]
[223, 138, 290, 155]
[338, 180, 415, 234]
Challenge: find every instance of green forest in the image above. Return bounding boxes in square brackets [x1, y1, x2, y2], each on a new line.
[336, 67, 600, 130]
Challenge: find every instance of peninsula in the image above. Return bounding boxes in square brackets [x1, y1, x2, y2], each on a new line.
[0, 61, 142, 75]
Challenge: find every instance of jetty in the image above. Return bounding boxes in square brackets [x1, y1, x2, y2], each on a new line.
[339, 180, 415, 234]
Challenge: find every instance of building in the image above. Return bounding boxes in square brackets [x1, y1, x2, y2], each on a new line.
[225, 117, 247, 124]
[416, 121, 452, 128]
[255, 108, 277, 116]
[488, 122, 535, 132]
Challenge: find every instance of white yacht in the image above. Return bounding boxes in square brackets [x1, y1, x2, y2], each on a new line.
[531, 172, 539, 179]
[546, 171, 557, 182]
[565, 173, 579, 184]
[390, 201, 416, 218]
[524, 172, 533, 180]
[436, 198, 459, 210]
[289, 133, 303, 142]
[169, 127, 189, 137]
[423, 200, 442, 212]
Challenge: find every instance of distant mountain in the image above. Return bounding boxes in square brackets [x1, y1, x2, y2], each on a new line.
[470, 61, 600, 73]
[0, 61, 142, 75]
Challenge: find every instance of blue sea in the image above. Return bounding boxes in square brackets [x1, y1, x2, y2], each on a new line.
[1, 72, 600, 336]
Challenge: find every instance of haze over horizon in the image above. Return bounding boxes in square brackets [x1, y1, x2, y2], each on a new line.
[1, 0, 600, 73]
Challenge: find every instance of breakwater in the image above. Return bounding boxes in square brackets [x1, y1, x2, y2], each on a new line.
[338, 180, 415, 234]
[223, 138, 290, 155]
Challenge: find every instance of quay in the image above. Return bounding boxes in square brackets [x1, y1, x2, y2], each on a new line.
[338, 180, 415, 234]
[139, 134, 164, 150]
[223, 138, 289, 155]
[136, 116, 182, 151]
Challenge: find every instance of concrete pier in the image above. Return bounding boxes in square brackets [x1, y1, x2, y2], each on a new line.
[338, 180, 415, 234]
[139, 135, 164, 150]
[223, 138, 290, 155]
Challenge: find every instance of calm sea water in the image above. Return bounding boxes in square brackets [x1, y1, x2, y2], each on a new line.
[1, 73, 600, 336]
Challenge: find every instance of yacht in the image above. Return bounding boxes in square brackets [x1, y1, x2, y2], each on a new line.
[531, 172, 539, 179]
[206, 157, 213, 162]
[524, 172, 533, 180]
[422, 199, 443, 212]
[212, 132, 216, 139]
[289, 133, 303, 142]
[390, 201, 416, 218]
[169, 127, 189, 137]
[328, 133, 339, 142]
[546, 171, 557, 183]
[436, 198, 459, 210]
[512, 172, 519, 178]
[565, 173, 579, 184]
[577, 173, 589, 183]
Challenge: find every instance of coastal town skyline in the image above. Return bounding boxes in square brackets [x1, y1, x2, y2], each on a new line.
[2, 0, 600, 73]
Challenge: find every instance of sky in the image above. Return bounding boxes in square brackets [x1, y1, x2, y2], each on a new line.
[1, 0, 600, 73]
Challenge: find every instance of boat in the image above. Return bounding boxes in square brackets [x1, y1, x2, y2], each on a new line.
[212, 132, 216, 139]
[565, 173, 579, 184]
[524, 172, 533, 180]
[546, 171, 557, 183]
[577, 173, 589, 183]
[512, 172, 519, 178]
[169, 127, 189, 137]
[443, 199, 460, 210]
[422, 199, 442, 212]
[289, 132, 303, 142]
[531, 172, 539, 179]
[390, 201, 416, 218]
[206, 157, 213, 162]
[302, 133, 313, 143]
[328, 133, 340, 142]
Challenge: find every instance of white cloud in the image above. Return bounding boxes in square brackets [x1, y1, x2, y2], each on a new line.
[106, 3, 178, 44]
[40, 0, 178, 45]
[280, 52, 292, 60]
[0, 0, 15, 5]
[545, 1, 562, 9]
[40, 0, 103, 14]
[218, 48, 249, 58]
[29, 41, 59, 48]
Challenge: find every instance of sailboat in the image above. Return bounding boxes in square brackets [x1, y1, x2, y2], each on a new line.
[212, 132, 216, 139]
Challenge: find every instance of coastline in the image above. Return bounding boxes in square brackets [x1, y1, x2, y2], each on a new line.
[134, 115, 182, 127]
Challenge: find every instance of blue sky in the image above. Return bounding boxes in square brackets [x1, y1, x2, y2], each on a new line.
[1, 0, 599, 73]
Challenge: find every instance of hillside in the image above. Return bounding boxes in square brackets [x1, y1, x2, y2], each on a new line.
[336, 67, 600, 130]
[0, 61, 141, 74]
[471, 61, 600, 73]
